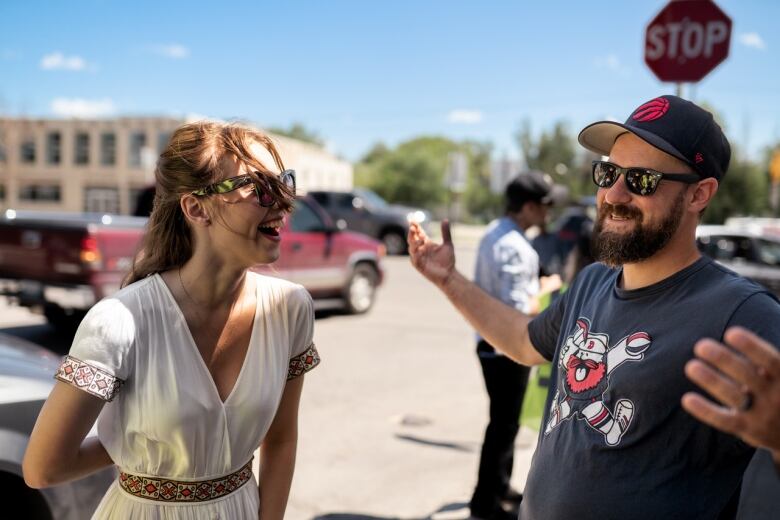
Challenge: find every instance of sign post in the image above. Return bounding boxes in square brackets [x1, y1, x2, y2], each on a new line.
[644, 0, 732, 95]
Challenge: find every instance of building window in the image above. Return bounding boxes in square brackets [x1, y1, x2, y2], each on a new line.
[129, 132, 146, 167]
[101, 133, 116, 165]
[75, 132, 90, 165]
[158, 131, 171, 154]
[47, 132, 62, 165]
[20, 137, 36, 164]
[19, 184, 61, 202]
[0, 185, 5, 201]
[0, 132, 6, 163]
[84, 187, 120, 214]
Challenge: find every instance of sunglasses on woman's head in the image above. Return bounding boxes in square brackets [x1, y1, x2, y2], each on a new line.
[592, 160, 700, 196]
[191, 169, 296, 207]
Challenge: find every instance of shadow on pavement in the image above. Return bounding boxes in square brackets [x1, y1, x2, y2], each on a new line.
[312, 515, 400, 520]
[394, 433, 474, 453]
[0, 323, 74, 355]
[311, 501, 471, 520]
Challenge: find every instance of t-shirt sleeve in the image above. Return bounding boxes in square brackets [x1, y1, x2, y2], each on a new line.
[726, 291, 780, 349]
[528, 285, 570, 361]
[286, 285, 320, 380]
[54, 297, 136, 401]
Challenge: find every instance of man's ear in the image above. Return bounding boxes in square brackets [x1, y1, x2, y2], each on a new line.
[180, 194, 211, 227]
[689, 178, 719, 213]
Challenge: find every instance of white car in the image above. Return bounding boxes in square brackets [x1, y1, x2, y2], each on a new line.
[0, 333, 115, 519]
[696, 225, 780, 295]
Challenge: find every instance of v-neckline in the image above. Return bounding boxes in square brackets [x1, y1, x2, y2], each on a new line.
[156, 272, 259, 406]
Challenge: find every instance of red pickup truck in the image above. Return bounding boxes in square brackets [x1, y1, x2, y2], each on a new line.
[0, 196, 384, 329]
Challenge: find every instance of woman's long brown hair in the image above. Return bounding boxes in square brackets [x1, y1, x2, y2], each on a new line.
[123, 121, 294, 287]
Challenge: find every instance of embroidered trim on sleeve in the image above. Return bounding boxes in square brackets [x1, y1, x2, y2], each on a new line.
[287, 344, 320, 380]
[55, 355, 124, 402]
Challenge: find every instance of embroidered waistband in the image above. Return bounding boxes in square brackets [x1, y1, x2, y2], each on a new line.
[118, 459, 253, 503]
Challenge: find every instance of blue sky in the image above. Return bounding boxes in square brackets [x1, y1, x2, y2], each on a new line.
[1, 0, 777, 163]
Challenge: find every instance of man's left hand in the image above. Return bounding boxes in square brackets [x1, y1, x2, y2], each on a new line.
[682, 326, 780, 464]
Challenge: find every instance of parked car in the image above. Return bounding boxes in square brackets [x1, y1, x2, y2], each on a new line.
[255, 195, 385, 314]
[308, 188, 431, 255]
[696, 225, 780, 295]
[0, 195, 384, 329]
[0, 332, 115, 518]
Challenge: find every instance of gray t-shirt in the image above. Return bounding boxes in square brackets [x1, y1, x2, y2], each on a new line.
[525, 256, 780, 520]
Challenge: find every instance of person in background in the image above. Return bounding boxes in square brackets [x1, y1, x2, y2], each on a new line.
[23, 121, 320, 519]
[469, 171, 560, 520]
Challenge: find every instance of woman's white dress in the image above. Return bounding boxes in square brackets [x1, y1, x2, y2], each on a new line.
[55, 272, 319, 519]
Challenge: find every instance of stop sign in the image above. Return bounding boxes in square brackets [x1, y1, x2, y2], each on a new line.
[644, 0, 732, 83]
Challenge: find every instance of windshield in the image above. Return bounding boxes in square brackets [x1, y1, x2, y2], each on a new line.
[354, 188, 388, 209]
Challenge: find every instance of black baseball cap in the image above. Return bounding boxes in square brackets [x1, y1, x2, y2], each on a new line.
[506, 170, 555, 205]
[578, 95, 731, 181]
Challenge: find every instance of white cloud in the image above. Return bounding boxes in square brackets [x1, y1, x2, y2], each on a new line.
[50, 98, 116, 118]
[447, 109, 483, 124]
[149, 44, 190, 59]
[738, 32, 766, 50]
[40, 52, 88, 71]
[594, 53, 631, 73]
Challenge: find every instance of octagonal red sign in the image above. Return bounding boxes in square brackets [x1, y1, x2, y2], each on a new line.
[644, 0, 732, 83]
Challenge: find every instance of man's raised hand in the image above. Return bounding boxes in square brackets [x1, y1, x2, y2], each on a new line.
[408, 220, 456, 289]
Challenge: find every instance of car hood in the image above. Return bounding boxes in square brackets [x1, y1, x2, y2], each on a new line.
[0, 333, 62, 404]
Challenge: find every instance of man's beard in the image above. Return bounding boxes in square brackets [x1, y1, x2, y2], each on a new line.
[591, 190, 685, 268]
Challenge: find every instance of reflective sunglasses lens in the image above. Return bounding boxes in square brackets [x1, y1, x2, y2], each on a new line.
[594, 162, 617, 187]
[626, 170, 658, 196]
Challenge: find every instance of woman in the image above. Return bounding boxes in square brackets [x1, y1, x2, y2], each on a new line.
[23, 121, 320, 519]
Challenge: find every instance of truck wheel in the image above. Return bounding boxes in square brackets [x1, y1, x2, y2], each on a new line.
[382, 230, 408, 255]
[343, 264, 378, 314]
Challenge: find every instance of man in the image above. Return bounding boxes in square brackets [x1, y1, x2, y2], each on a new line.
[408, 95, 780, 519]
[469, 171, 558, 520]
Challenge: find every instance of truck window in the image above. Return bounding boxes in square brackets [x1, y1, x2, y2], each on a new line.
[309, 192, 329, 207]
[290, 200, 325, 232]
[334, 194, 354, 209]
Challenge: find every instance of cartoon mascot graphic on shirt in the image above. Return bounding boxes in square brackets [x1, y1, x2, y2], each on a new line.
[544, 317, 652, 446]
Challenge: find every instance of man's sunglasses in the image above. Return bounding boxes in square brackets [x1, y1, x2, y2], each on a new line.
[191, 169, 296, 207]
[592, 160, 700, 196]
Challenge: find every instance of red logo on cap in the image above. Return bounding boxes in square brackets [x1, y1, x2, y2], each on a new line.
[695, 153, 704, 164]
[632, 97, 670, 122]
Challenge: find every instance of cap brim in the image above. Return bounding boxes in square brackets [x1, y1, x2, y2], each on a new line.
[577, 121, 690, 167]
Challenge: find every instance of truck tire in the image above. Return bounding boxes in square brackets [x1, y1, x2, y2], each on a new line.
[0, 472, 52, 520]
[381, 230, 408, 255]
[343, 263, 379, 314]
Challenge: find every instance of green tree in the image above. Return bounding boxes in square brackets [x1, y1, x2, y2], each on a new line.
[515, 119, 592, 199]
[267, 122, 324, 146]
[461, 140, 502, 223]
[703, 152, 769, 223]
[356, 136, 458, 208]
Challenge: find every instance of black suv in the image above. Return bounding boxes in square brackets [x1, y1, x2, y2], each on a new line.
[308, 188, 431, 255]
